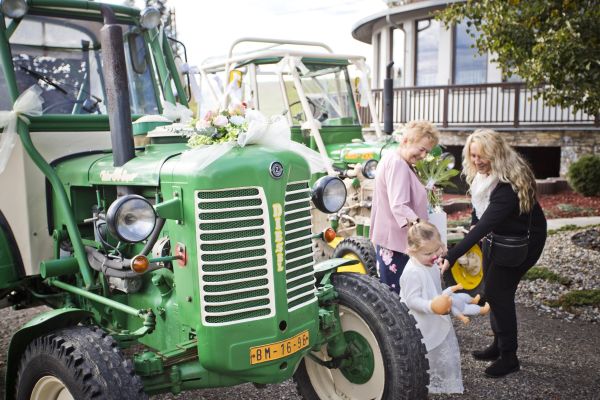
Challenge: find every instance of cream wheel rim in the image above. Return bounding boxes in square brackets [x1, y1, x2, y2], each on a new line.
[304, 305, 385, 399]
[30, 376, 74, 400]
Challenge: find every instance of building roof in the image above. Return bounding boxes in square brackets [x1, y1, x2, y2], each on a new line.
[352, 0, 463, 43]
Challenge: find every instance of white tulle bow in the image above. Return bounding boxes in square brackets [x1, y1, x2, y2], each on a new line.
[0, 85, 44, 174]
[162, 101, 193, 123]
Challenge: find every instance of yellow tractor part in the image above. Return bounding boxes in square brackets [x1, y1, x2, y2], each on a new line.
[450, 244, 483, 290]
[327, 236, 368, 274]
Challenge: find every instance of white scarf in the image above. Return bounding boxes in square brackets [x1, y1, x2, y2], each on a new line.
[471, 173, 499, 218]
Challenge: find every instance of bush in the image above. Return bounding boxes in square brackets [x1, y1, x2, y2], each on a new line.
[567, 155, 600, 196]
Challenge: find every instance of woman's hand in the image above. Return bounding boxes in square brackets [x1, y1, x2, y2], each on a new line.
[439, 258, 451, 273]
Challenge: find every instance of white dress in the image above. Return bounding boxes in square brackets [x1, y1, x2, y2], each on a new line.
[400, 258, 464, 394]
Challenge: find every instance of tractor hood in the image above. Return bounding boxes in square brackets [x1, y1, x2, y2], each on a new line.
[326, 141, 398, 167]
[54, 144, 186, 188]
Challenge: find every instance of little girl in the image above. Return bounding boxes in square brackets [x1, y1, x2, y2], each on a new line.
[399, 221, 464, 394]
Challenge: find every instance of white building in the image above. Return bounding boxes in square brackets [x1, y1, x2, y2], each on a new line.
[352, 0, 599, 179]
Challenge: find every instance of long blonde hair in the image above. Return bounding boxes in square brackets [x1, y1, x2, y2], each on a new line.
[462, 129, 536, 213]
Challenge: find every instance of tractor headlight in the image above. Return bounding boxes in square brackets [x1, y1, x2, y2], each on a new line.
[106, 195, 156, 243]
[140, 6, 161, 30]
[362, 159, 378, 179]
[312, 176, 347, 214]
[1, 0, 28, 18]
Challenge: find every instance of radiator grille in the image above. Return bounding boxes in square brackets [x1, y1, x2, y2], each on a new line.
[196, 187, 275, 326]
[284, 181, 317, 311]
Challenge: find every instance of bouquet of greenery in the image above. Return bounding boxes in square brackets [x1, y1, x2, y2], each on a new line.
[187, 103, 248, 147]
[414, 150, 460, 212]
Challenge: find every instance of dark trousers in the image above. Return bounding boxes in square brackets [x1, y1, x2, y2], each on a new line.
[482, 232, 546, 352]
[375, 245, 410, 294]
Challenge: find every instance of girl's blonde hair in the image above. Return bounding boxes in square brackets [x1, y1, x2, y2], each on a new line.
[402, 120, 440, 146]
[407, 221, 442, 254]
[462, 129, 536, 213]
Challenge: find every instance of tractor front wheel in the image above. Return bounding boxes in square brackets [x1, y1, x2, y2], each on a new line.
[294, 273, 428, 400]
[15, 326, 146, 400]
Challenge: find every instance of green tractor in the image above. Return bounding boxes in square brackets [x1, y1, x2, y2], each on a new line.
[0, 1, 428, 399]
[195, 38, 401, 275]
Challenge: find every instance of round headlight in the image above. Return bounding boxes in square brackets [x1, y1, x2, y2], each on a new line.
[106, 195, 157, 243]
[312, 176, 347, 214]
[441, 152, 456, 170]
[140, 6, 161, 30]
[1, 0, 28, 18]
[362, 159, 378, 179]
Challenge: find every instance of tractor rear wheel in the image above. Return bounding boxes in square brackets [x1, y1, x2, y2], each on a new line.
[294, 273, 428, 400]
[15, 326, 146, 400]
[332, 236, 377, 276]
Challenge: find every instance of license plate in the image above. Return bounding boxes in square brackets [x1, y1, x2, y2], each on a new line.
[249, 330, 310, 365]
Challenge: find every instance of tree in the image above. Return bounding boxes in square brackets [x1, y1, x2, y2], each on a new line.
[436, 0, 600, 117]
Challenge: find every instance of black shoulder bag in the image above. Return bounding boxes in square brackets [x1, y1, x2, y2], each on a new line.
[484, 213, 532, 267]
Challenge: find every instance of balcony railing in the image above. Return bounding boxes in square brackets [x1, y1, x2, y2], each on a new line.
[360, 82, 599, 128]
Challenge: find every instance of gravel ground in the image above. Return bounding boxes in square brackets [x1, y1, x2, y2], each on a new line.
[1, 227, 599, 400]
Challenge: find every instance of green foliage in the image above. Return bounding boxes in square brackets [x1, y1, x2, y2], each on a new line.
[547, 289, 600, 309]
[567, 155, 600, 196]
[436, 0, 600, 116]
[414, 154, 460, 209]
[523, 266, 571, 285]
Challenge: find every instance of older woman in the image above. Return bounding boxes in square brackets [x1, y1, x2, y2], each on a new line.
[370, 120, 440, 294]
[442, 129, 547, 378]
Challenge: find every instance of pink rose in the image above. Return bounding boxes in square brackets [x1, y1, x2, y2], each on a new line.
[213, 115, 228, 127]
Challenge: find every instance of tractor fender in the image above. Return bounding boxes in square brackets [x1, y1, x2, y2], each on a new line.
[4, 308, 93, 400]
[313, 258, 358, 286]
[0, 210, 25, 291]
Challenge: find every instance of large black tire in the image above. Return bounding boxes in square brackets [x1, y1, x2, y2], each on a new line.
[332, 236, 377, 276]
[294, 273, 429, 400]
[15, 326, 147, 400]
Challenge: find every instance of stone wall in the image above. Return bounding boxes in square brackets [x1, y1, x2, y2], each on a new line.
[439, 129, 600, 177]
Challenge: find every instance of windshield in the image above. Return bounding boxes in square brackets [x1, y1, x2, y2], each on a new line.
[5, 14, 159, 115]
[286, 63, 359, 126]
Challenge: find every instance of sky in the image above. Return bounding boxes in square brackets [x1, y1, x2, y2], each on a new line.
[113, 0, 386, 66]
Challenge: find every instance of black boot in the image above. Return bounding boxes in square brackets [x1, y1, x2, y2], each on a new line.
[485, 351, 520, 378]
[472, 338, 499, 361]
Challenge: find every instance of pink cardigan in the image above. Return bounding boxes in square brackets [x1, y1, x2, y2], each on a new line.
[370, 151, 428, 253]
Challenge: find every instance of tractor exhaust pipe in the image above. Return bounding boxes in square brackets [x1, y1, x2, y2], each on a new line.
[383, 61, 394, 134]
[100, 6, 135, 168]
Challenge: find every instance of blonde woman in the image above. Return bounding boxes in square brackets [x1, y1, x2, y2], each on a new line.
[441, 129, 547, 378]
[370, 120, 440, 294]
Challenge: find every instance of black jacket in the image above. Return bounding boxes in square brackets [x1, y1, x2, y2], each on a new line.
[447, 182, 547, 266]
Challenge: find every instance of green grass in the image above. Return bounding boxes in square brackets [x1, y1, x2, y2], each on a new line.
[546, 289, 600, 309]
[523, 266, 571, 285]
[547, 223, 600, 236]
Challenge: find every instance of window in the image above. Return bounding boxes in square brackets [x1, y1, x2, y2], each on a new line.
[9, 14, 159, 115]
[416, 19, 441, 86]
[392, 27, 405, 86]
[453, 20, 487, 84]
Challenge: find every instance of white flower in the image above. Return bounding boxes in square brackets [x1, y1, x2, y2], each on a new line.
[230, 115, 245, 126]
[213, 115, 228, 127]
[195, 119, 211, 130]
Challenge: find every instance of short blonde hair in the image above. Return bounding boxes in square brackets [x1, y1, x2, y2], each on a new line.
[402, 120, 440, 146]
[407, 221, 442, 254]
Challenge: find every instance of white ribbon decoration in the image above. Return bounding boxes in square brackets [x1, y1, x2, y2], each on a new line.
[162, 101, 193, 123]
[183, 110, 331, 174]
[178, 62, 205, 108]
[0, 85, 44, 174]
[351, 59, 384, 138]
